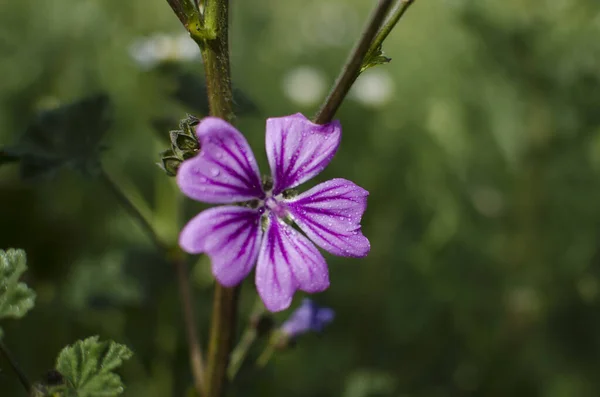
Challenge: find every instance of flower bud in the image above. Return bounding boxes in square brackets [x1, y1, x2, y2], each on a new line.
[157, 116, 201, 177]
[279, 299, 335, 344]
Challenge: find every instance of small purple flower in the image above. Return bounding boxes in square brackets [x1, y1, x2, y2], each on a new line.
[177, 113, 370, 311]
[281, 299, 335, 338]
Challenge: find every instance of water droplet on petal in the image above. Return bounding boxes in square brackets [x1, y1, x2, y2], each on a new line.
[210, 168, 220, 177]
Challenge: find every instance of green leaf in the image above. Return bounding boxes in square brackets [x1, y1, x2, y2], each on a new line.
[360, 46, 392, 73]
[0, 249, 36, 324]
[2, 94, 111, 179]
[55, 336, 133, 397]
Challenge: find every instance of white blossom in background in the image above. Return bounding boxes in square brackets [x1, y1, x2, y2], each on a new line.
[129, 33, 200, 69]
[282, 66, 327, 106]
[350, 69, 394, 107]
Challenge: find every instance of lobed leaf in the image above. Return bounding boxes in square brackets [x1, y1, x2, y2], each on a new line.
[0, 248, 36, 326]
[55, 336, 133, 397]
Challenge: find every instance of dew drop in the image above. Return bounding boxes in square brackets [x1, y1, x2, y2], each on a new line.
[210, 168, 221, 177]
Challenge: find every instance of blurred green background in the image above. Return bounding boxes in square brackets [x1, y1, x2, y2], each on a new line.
[2, 0, 600, 396]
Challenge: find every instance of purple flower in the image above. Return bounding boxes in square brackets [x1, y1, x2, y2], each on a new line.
[177, 113, 370, 312]
[281, 299, 335, 338]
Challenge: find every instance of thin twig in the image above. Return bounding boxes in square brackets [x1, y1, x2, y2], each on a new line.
[99, 169, 167, 253]
[0, 339, 31, 393]
[364, 0, 415, 63]
[226, 327, 256, 380]
[226, 299, 266, 380]
[313, 0, 395, 124]
[173, 252, 206, 395]
[99, 168, 206, 396]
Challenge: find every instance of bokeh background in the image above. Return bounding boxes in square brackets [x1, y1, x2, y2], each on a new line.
[2, 0, 600, 396]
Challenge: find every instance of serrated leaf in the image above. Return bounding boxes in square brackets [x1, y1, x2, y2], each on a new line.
[0, 248, 36, 322]
[2, 94, 111, 180]
[360, 46, 392, 73]
[56, 336, 133, 397]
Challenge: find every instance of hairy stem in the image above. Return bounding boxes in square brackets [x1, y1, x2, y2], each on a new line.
[200, 0, 234, 123]
[0, 339, 31, 393]
[99, 168, 206, 396]
[364, 0, 415, 63]
[313, 0, 394, 124]
[198, 1, 239, 397]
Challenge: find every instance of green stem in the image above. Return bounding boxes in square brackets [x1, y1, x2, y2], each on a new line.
[99, 168, 206, 397]
[205, 284, 239, 397]
[99, 169, 167, 254]
[200, 0, 234, 123]
[227, 299, 267, 380]
[0, 339, 31, 393]
[364, 0, 415, 64]
[197, 2, 238, 397]
[173, 251, 206, 396]
[255, 339, 277, 368]
[227, 328, 257, 380]
[165, 0, 215, 42]
[313, 0, 395, 124]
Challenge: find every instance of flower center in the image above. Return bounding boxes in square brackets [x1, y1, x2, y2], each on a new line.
[264, 196, 287, 219]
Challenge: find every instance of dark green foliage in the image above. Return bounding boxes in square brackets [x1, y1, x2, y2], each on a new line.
[1, 95, 111, 179]
[155, 62, 259, 116]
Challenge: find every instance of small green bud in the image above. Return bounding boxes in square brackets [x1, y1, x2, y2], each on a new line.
[181, 151, 197, 160]
[158, 115, 202, 177]
[179, 114, 200, 136]
[172, 131, 199, 152]
[158, 155, 182, 177]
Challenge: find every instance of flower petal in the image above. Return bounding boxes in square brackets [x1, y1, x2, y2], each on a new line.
[266, 113, 341, 194]
[256, 214, 330, 312]
[286, 178, 370, 257]
[177, 117, 264, 204]
[179, 206, 262, 286]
